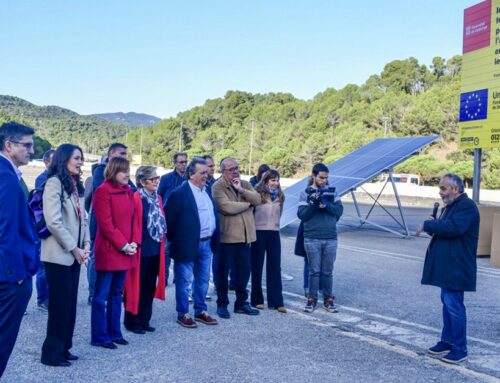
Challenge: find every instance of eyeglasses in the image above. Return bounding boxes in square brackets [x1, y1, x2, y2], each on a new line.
[225, 166, 239, 173]
[147, 176, 160, 182]
[177, 161, 187, 164]
[10, 140, 34, 150]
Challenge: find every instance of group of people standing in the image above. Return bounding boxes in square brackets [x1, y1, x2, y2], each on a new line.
[0, 121, 302, 376]
[0, 119, 481, 378]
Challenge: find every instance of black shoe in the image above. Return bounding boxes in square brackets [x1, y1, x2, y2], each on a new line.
[41, 359, 71, 367]
[112, 338, 129, 345]
[217, 307, 231, 319]
[234, 303, 260, 315]
[143, 326, 156, 332]
[125, 325, 146, 335]
[92, 342, 117, 349]
[64, 352, 79, 361]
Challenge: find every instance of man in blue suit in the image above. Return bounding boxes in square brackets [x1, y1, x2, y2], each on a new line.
[0, 121, 39, 378]
[165, 157, 219, 328]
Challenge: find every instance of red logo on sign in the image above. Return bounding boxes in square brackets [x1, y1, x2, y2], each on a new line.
[463, 0, 491, 54]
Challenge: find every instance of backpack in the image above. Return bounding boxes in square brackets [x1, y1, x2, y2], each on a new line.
[28, 181, 64, 239]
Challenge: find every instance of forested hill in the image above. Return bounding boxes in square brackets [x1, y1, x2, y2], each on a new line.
[91, 112, 161, 126]
[0, 95, 135, 153]
[1, 55, 499, 187]
[125, 55, 498, 188]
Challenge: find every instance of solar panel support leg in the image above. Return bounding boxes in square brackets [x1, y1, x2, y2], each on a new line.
[349, 189, 408, 238]
[388, 173, 410, 237]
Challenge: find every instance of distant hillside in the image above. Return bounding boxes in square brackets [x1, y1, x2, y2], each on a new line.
[91, 112, 161, 127]
[0, 95, 137, 154]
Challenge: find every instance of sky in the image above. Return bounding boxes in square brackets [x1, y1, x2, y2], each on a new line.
[0, 0, 480, 118]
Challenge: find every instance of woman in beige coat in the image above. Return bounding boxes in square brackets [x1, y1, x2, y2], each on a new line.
[40, 144, 90, 367]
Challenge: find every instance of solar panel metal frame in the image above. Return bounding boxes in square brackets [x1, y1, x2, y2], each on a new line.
[280, 135, 440, 229]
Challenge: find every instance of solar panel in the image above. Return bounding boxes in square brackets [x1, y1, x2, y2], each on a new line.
[280, 135, 440, 228]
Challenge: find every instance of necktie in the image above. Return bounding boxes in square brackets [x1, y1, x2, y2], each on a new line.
[19, 177, 29, 201]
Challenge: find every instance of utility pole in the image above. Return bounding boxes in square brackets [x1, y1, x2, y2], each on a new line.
[179, 122, 183, 151]
[382, 116, 390, 137]
[248, 118, 256, 175]
[139, 126, 144, 165]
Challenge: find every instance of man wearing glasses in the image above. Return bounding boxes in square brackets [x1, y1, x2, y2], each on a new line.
[158, 152, 188, 203]
[0, 121, 39, 378]
[212, 157, 261, 318]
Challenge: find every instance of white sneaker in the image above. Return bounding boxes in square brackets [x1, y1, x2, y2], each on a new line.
[281, 272, 294, 281]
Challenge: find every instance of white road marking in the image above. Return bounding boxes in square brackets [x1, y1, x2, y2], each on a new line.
[286, 302, 500, 382]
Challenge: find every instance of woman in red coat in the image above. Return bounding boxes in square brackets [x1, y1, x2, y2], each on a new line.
[123, 166, 166, 333]
[91, 157, 138, 349]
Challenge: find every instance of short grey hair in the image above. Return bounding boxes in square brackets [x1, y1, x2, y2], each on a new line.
[186, 157, 207, 180]
[136, 166, 157, 188]
[219, 157, 236, 171]
[442, 173, 465, 193]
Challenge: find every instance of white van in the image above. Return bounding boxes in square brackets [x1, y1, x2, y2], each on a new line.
[379, 173, 420, 186]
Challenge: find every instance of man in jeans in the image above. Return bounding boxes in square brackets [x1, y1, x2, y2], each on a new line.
[417, 173, 479, 364]
[298, 163, 343, 313]
[165, 157, 219, 327]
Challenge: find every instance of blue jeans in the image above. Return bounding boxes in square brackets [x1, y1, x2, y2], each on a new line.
[174, 240, 212, 317]
[303, 258, 323, 291]
[440, 288, 467, 353]
[165, 241, 172, 285]
[36, 261, 49, 304]
[86, 241, 96, 299]
[91, 270, 127, 344]
[304, 238, 337, 300]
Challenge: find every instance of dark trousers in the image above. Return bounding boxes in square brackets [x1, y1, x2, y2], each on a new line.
[124, 256, 160, 330]
[91, 270, 127, 344]
[216, 243, 251, 309]
[41, 261, 80, 364]
[251, 231, 284, 308]
[0, 278, 32, 378]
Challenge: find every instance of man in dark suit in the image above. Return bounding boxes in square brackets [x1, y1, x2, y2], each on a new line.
[0, 121, 39, 378]
[417, 173, 480, 364]
[165, 157, 219, 328]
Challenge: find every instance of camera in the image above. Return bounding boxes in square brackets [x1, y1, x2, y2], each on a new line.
[305, 186, 336, 206]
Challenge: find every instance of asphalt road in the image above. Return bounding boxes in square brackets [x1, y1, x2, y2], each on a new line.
[3, 201, 500, 383]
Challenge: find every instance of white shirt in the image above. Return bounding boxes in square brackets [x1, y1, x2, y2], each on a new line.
[0, 152, 22, 180]
[188, 181, 216, 238]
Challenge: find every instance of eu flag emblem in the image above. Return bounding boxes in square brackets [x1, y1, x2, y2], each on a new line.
[459, 89, 488, 122]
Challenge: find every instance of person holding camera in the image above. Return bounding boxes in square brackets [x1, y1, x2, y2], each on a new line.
[298, 163, 343, 313]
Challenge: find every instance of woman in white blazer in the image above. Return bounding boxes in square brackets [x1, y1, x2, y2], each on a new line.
[40, 144, 90, 367]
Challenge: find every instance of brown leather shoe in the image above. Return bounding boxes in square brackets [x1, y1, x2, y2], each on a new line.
[253, 304, 265, 310]
[194, 311, 218, 325]
[177, 314, 198, 328]
[276, 306, 287, 313]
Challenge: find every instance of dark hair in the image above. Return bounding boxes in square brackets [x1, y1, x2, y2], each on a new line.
[173, 152, 187, 163]
[443, 173, 465, 193]
[186, 157, 207, 180]
[256, 164, 270, 181]
[104, 157, 130, 185]
[256, 169, 285, 204]
[42, 149, 56, 163]
[47, 144, 84, 197]
[202, 154, 214, 161]
[312, 163, 329, 176]
[0, 121, 35, 151]
[107, 142, 127, 156]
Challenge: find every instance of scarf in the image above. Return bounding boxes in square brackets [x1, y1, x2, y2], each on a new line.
[265, 185, 279, 201]
[139, 188, 167, 242]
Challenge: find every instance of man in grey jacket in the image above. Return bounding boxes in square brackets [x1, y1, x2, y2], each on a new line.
[298, 163, 343, 313]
